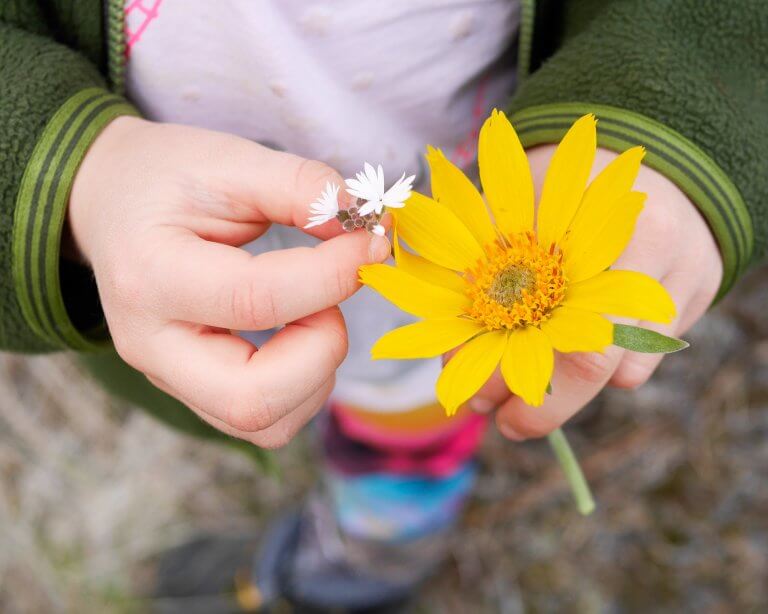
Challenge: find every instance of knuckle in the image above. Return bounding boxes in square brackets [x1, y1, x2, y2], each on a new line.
[636, 206, 682, 253]
[323, 315, 349, 368]
[500, 412, 560, 440]
[224, 391, 278, 433]
[561, 351, 615, 385]
[329, 263, 359, 304]
[611, 359, 654, 390]
[108, 260, 147, 307]
[111, 331, 140, 367]
[229, 266, 277, 328]
[253, 424, 294, 450]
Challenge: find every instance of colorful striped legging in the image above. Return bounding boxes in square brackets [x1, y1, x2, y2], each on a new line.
[321, 401, 488, 542]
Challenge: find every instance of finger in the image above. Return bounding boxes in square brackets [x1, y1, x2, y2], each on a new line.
[672, 241, 723, 335]
[442, 345, 510, 413]
[467, 369, 510, 413]
[229, 376, 334, 449]
[610, 186, 684, 279]
[135, 307, 348, 431]
[148, 373, 334, 449]
[146, 227, 390, 329]
[608, 267, 697, 389]
[495, 344, 626, 441]
[189, 137, 355, 239]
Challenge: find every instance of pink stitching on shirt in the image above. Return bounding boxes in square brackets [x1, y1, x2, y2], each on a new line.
[451, 75, 489, 166]
[125, 0, 164, 56]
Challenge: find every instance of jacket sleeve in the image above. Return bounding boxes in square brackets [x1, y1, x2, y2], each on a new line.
[0, 19, 138, 352]
[508, 0, 766, 299]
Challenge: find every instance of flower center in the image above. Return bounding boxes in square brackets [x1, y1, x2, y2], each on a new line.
[465, 231, 567, 330]
[487, 265, 537, 308]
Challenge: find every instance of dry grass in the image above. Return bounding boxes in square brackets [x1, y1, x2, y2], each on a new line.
[1, 266, 766, 613]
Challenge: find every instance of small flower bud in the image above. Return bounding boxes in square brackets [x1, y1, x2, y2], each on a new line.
[354, 217, 365, 228]
[372, 224, 386, 236]
[347, 206, 359, 217]
[342, 219, 356, 232]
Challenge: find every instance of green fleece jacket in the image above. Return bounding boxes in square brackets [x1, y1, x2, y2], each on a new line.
[0, 0, 765, 444]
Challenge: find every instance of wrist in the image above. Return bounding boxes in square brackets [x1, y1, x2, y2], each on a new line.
[67, 115, 152, 263]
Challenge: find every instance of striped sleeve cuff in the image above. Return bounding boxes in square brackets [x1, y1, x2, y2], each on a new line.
[509, 103, 754, 300]
[12, 88, 139, 351]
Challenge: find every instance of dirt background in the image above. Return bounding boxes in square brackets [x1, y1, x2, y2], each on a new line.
[1, 265, 766, 613]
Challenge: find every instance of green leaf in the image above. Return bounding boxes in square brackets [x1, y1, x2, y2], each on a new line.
[612, 324, 689, 354]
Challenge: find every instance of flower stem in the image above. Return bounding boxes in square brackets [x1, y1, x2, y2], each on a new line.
[547, 428, 595, 515]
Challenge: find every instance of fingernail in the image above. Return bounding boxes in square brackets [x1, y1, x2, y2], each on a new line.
[368, 234, 391, 262]
[469, 398, 495, 414]
[498, 421, 526, 442]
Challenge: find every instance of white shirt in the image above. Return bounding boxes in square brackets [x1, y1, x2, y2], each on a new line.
[125, 0, 520, 411]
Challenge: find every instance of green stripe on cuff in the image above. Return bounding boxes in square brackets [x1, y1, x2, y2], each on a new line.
[509, 103, 754, 300]
[13, 88, 139, 350]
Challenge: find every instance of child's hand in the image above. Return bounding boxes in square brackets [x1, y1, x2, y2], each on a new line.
[68, 117, 391, 448]
[468, 146, 723, 441]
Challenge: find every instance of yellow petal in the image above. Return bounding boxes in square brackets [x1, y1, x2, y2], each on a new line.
[575, 146, 645, 223]
[536, 114, 597, 247]
[372, 318, 484, 360]
[540, 306, 613, 353]
[436, 331, 507, 415]
[500, 326, 554, 407]
[563, 191, 645, 282]
[426, 146, 496, 246]
[360, 264, 470, 319]
[393, 224, 467, 294]
[393, 192, 483, 271]
[478, 109, 534, 235]
[565, 270, 676, 324]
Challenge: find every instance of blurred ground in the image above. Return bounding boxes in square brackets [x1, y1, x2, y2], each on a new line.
[1, 265, 766, 614]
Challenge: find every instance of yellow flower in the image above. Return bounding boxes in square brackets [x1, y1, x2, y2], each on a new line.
[360, 111, 675, 415]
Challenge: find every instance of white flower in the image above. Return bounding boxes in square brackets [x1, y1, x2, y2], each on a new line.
[345, 163, 415, 216]
[371, 224, 386, 236]
[304, 182, 340, 228]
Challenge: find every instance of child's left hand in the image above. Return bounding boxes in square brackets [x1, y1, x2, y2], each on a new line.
[466, 146, 723, 441]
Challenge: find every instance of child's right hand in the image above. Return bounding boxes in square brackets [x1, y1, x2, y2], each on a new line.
[68, 117, 391, 448]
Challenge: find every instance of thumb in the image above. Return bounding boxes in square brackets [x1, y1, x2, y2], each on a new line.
[146, 226, 392, 330]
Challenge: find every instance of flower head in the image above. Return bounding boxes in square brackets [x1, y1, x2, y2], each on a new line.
[360, 110, 675, 414]
[304, 182, 340, 229]
[346, 163, 415, 216]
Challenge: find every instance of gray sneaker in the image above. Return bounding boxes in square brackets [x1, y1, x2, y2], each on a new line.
[250, 488, 452, 612]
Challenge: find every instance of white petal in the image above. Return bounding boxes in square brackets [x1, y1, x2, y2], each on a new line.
[372, 224, 385, 236]
[346, 187, 375, 201]
[381, 173, 414, 208]
[363, 163, 378, 187]
[305, 182, 339, 227]
[345, 174, 380, 201]
[304, 216, 333, 228]
[357, 200, 378, 216]
[345, 177, 366, 192]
